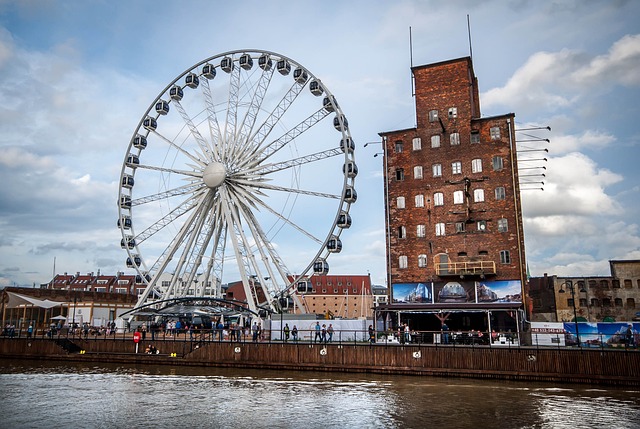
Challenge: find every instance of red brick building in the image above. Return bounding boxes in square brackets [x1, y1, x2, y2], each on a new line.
[376, 57, 526, 339]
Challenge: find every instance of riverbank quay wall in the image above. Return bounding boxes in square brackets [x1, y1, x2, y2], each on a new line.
[1, 338, 639, 387]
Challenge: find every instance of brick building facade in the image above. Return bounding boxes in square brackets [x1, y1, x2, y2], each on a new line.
[376, 57, 526, 338]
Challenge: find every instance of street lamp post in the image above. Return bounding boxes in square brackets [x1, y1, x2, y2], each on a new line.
[278, 295, 287, 342]
[559, 280, 585, 346]
[364, 139, 391, 291]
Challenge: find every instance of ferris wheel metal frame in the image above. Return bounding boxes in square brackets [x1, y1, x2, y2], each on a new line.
[117, 49, 357, 316]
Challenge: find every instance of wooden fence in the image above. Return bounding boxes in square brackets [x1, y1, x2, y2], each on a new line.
[1, 337, 638, 386]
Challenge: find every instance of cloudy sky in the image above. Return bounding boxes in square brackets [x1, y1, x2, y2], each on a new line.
[0, 0, 639, 289]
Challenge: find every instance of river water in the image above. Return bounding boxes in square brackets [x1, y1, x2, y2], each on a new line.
[0, 360, 639, 429]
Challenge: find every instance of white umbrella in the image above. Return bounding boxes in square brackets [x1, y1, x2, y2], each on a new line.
[50, 315, 67, 320]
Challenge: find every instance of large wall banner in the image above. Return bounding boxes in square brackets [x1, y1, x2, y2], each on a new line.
[392, 280, 522, 304]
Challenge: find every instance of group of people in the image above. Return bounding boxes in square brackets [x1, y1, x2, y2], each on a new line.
[2, 323, 16, 337]
[282, 323, 299, 342]
[313, 322, 334, 343]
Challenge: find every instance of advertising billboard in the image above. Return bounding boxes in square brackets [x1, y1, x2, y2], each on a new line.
[391, 280, 522, 304]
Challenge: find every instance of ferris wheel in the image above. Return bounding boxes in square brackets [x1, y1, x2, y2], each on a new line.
[117, 50, 357, 314]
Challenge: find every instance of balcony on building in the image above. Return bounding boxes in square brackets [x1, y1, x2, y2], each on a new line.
[435, 260, 496, 277]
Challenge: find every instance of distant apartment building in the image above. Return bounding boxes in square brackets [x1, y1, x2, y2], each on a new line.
[291, 274, 374, 319]
[529, 260, 640, 323]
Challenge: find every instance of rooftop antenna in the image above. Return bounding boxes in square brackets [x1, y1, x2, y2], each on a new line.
[410, 26, 416, 127]
[467, 14, 473, 62]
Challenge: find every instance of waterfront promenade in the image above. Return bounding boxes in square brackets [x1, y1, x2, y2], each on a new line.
[1, 330, 639, 387]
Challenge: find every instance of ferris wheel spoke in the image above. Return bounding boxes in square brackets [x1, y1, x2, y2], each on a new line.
[134, 193, 204, 244]
[222, 64, 242, 161]
[227, 184, 324, 246]
[233, 66, 275, 161]
[173, 198, 217, 296]
[136, 191, 211, 301]
[239, 205, 291, 295]
[147, 130, 205, 166]
[200, 77, 224, 160]
[172, 99, 215, 163]
[218, 187, 263, 311]
[246, 182, 341, 200]
[243, 147, 343, 177]
[246, 78, 307, 154]
[201, 207, 227, 297]
[135, 163, 202, 179]
[240, 107, 331, 171]
[130, 183, 204, 207]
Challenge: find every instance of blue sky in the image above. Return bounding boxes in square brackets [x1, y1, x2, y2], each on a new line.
[0, 0, 639, 288]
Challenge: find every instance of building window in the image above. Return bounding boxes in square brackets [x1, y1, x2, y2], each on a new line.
[412, 137, 422, 151]
[396, 196, 405, 209]
[431, 135, 441, 148]
[579, 298, 587, 307]
[627, 298, 636, 308]
[396, 168, 404, 181]
[414, 166, 423, 179]
[497, 218, 508, 232]
[490, 126, 501, 140]
[473, 189, 485, 202]
[395, 140, 403, 153]
[450, 132, 460, 145]
[435, 223, 446, 236]
[612, 279, 620, 288]
[495, 187, 506, 200]
[417, 224, 426, 237]
[448, 107, 457, 119]
[470, 131, 480, 144]
[500, 250, 511, 264]
[567, 298, 575, 308]
[455, 222, 465, 233]
[477, 220, 487, 232]
[399, 255, 408, 269]
[603, 298, 611, 307]
[624, 279, 632, 288]
[398, 226, 406, 239]
[591, 298, 600, 307]
[600, 280, 609, 288]
[472, 158, 482, 173]
[415, 194, 424, 207]
[433, 192, 444, 206]
[418, 254, 427, 267]
[615, 298, 623, 307]
[492, 156, 504, 171]
[429, 110, 438, 122]
[432, 164, 442, 177]
[452, 161, 462, 175]
[453, 190, 464, 204]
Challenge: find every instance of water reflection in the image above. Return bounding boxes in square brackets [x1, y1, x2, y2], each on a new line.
[0, 360, 639, 428]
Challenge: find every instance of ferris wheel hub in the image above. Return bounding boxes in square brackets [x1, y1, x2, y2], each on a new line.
[203, 162, 227, 188]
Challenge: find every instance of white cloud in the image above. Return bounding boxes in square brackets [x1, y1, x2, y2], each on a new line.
[550, 130, 615, 154]
[482, 33, 640, 116]
[572, 34, 640, 86]
[522, 152, 622, 218]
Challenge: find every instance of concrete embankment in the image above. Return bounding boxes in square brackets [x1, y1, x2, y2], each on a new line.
[2, 337, 639, 386]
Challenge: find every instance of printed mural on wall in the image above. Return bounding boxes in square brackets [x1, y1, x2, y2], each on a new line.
[392, 280, 522, 304]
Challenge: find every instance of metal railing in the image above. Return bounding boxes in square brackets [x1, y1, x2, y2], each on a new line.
[2, 326, 636, 351]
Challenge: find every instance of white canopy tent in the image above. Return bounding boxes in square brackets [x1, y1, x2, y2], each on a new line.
[5, 292, 66, 309]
